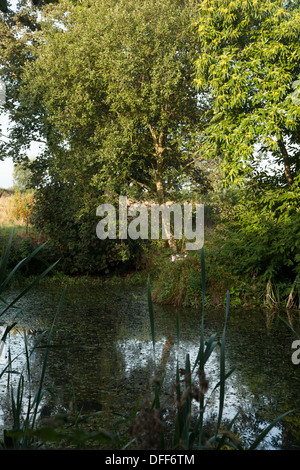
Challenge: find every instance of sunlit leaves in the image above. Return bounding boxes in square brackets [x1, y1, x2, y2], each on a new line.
[18, 0, 206, 201]
[195, 0, 300, 186]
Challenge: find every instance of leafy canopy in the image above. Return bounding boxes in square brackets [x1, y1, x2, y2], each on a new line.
[4, 0, 210, 203]
[195, 0, 300, 187]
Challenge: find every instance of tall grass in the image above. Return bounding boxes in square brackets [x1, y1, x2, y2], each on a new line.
[0, 228, 61, 448]
[136, 247, 294, 450]
[0, 191, 33, 228]
[0, 228, 115, 449]
[0, 229, 295, 450]
[1, 289, 66, 449]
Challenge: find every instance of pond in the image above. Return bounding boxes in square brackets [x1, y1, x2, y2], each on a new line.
[0, 281, 299, 450]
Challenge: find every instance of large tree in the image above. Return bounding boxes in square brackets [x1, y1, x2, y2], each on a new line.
[193, 0, 300, 287]
[194, 0, 300, 187]
[1, 0, 211, 270]
[2, 0, 210, 202]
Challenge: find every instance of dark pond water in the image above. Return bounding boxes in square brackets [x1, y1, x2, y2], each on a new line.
[0, 281, 299, 450]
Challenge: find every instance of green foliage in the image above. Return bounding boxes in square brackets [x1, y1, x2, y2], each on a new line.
[0, 228, 59, 315]
[1, 0, 210, 199]
[13, 163, 33, 192]
[30, 183, 144, 274]
[192, 0, 300, 300]
[0, 0, 214, 271]
[195, 0, 300, 187]
[218, 179, 300, 288]
[0, 0, 8, 13]
[152, 255, 203, 308]
[1, 0, 299, 289]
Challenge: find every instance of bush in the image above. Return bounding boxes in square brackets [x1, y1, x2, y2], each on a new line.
[30, 183, 146, 275]
[215, 179, 300, 302]
[152, 255, 202, 308]
[8, 191, 35, 226]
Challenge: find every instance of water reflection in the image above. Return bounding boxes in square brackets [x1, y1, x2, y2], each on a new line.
[116, 333, 293, 450]
[0, 283, 299, 450]
[0, 323, 49, 431]
[0, 329, 7, 365]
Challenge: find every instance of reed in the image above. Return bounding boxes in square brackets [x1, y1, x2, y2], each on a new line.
[0, 228, 62, 448]
[0, 229, 294, 450]
[136, 247, 294, 450]
[0, 229, 116, 449]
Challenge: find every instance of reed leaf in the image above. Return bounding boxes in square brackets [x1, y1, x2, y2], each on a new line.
[0, 260, 60, 318]
[248, 410, 295, 450]
[182, 353, 192, 449]
[198, 247, 206, 448]
[280, 316, 300, 339]
[172, 361, 182, 449]
[215, 290, 230, 439]
[175, 311, 180, 348]
[147, 276, 155, 352]
[1, 322, 18, 343]
[0, 242, 48, 294]
[31, 287, 66, 429]
[0, 227, 15, 288]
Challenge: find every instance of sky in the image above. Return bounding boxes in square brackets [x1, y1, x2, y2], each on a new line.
[0, 113, 13, 189]
[0, 157, 13, 189]
[0, 112, 44, 189]
[0, 1, 21, 189]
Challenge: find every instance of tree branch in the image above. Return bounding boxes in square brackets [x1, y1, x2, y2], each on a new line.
[278, 139, 293, 186]
[130, 177, 153, 193]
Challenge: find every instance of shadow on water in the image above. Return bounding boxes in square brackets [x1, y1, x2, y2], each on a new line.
[0, 282, 299, 449]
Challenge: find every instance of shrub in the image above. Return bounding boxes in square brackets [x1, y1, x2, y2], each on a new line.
[8, 191, 35, 226]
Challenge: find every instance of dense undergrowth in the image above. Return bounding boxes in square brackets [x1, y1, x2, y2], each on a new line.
[0, 187, 299, 312]
[0, 224, 298, 312]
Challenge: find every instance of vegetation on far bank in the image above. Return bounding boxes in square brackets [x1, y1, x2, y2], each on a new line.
[1, 188, 298, 313]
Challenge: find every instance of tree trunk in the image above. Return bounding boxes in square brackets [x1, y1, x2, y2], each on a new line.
[278, 139, 293, 186]
[149, 124, 177, 251]
[156, 151, 177, 251]
[156, 153, 165, 205]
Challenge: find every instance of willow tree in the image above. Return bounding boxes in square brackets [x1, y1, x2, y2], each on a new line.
[194, 0, 300, 286]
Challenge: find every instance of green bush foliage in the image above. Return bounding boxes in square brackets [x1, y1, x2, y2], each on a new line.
[217, 178, 300, 292]
[30, 183, 146, 274]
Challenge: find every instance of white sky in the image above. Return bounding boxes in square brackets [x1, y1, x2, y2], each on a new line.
[0, 157, 13, 189]
[0, 1, 21, 189]
[0, 113, 13, 188]
[0, 112, 44, 189]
